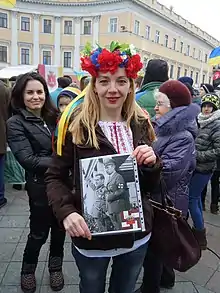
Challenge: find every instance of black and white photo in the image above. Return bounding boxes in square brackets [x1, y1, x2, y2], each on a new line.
[80, 153, 145, 235]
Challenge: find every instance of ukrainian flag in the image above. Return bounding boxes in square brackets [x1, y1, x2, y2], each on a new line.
[208, 47, 220, 66]
[0, 0, 16, 8]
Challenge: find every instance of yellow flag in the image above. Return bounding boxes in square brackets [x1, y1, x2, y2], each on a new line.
[0, 0, 16, 8]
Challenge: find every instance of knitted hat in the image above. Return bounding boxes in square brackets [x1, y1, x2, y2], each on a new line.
[159, 80, 191, 108]
[201, 93, 220, 110]
[57, 87, 81, 106]
[142, 59, 169, 84]
[178, 76, 194, 86]
[200, 83, 214, 94]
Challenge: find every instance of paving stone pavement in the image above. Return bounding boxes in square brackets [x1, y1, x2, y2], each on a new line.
[0, 186, 220, 293]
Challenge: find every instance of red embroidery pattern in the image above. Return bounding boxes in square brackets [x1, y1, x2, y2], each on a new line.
[98, 121, 134, 154]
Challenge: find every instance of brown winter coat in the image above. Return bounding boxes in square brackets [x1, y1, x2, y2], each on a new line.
[0, 83, 10, 154]
[45, 118, 162, 250]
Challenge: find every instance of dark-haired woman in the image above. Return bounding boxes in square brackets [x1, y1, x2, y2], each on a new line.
[7, 72, 66, 293]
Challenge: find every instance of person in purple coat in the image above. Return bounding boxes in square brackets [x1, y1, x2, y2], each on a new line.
[138, 80, 200, 293]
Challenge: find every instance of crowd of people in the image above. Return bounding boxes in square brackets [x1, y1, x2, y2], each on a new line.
[0, 42, 219, 293]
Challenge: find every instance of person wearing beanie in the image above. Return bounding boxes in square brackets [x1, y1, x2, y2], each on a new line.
[200, 83, 214, 97]
[178, 76, 194, 86]
[188, 93, 220, 249]
[136, 59, 169, 117]
[139, 80, 200, 293]
[57, 86, 81, 113]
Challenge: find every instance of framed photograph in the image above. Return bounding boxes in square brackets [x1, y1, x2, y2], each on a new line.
[79, 153, 145, 236]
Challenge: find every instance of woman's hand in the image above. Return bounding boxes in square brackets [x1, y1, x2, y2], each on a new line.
[132, 145, 156, 166]
[63, 212, 92, 240]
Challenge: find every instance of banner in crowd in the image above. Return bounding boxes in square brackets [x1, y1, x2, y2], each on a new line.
[38, 64, 63, 92]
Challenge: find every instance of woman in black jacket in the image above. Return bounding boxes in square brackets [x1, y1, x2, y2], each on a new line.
[7, 72, 65, 293]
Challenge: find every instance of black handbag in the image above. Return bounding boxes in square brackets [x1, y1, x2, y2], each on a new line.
[149, 179, 201, 272]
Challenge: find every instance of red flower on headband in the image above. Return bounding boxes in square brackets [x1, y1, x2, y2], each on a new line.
[80, 56, 98, 77]
[126, 54, 143, 79]
[98, 49, 123, 74]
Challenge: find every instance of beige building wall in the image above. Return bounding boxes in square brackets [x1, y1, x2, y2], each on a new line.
[0, 0, 218, 84]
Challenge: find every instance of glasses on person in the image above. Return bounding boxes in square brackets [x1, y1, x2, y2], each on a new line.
[155, 101, 167, 107]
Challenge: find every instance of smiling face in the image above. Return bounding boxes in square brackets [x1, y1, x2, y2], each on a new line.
[94, 67, 131, 114]
[23, 80, 46, 113]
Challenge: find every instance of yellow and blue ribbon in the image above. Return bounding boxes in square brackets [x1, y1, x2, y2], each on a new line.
[56, 87, 87, 155]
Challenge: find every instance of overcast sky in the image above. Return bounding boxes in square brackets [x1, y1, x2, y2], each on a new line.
[158, 0, 220, 41]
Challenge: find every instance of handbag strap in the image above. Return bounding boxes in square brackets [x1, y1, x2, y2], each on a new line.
[159, 177, 174, 209]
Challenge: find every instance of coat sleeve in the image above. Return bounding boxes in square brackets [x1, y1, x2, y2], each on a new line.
[138, 156, 162, 195]
[107, 174, 125, 202]
[45, 131, 79, 224]
[197, 125, 220, 163]
[7, 117, 52, 173]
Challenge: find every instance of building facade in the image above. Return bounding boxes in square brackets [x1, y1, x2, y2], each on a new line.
[0, 0, 219, 84]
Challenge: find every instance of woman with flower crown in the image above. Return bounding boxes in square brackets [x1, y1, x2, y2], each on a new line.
[45, 42, 161, 293]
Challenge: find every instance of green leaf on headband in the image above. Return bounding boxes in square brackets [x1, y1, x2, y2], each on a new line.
[120, 43, 130, 52]
[110, 41, 121, 52]
[82, 42, 93, 56]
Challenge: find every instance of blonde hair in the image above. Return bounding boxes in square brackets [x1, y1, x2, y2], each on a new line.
[69, 77, 156, 149]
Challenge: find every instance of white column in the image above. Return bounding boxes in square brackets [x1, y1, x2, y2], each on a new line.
[54, 16, 61, 66]
[33, 14, 40, 65]
[93, 15, 100, 47]
[11, 11, 18, 65]
[74, 17, 81, 71]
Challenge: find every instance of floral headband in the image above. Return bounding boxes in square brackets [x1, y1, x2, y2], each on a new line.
[80, 41, 143, 79]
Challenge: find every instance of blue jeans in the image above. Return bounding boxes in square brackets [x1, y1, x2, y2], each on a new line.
[0, 154, 5, 201]
[72, 242, 148, 293]
[189, 172, 212, 230]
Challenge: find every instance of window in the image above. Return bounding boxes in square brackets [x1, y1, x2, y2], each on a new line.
[155, 30, 160, 43]
[190, 70, 193, 78]
[202, 74, 206, 84]
[198, 50, 201, 60]
[0, 45, 7, 62]
[170, 64, 174, 79]
[204, 54, 208, 63]
[146, 25, 150, 39]
[21, 17, 30, 31]
[172, 38, 176, 50]
[134, 20, 140, 35]
[180, 41, 183, 53]
[63, 52, 71, 68]
[0, 13, 7, 28]
[64, 21, 72, 35]
[177, 66, 181, 79]
[109, 18, 118, 33]
[195, 72, 199, 84]
[83, 20, 92, 35]
[43, 19, 52, 34]
[21, 48, 30, 64]
[193, 48, 196, 58]
[184, 69, 187, 76]
[43, 50, 51, 65]
[164, 35, 168, 47]
[186, 45, 190, 56]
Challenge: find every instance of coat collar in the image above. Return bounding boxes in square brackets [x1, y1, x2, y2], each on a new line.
[19, 109, 52, 138]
